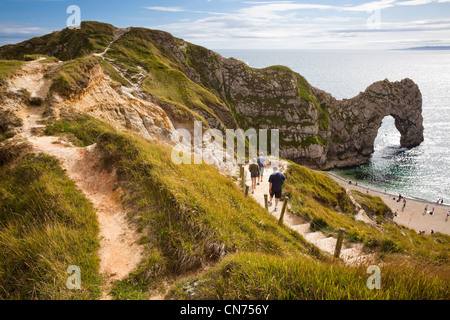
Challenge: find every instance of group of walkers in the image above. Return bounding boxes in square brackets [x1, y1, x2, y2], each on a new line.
[248, 156, 287, 212]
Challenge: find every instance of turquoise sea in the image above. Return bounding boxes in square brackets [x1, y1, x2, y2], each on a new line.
[216, 49, 450, 202]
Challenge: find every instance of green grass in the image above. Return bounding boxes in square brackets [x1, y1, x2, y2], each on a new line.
[105, 28, 227, 126]
[44, 112, 115, 147]
[0, 141, 102, 299]
[351, 190, 393, 221]
[44, 113, 323, 299]
[284, 162, 450, 261]
[0, 21, 115, 61]
[95, 57, 131, 88]
[5, 112, 450, 300]
[0, 60, 24, 85]
[23, 54, 59, 64]
[96, 132, 317, 298]
[50, 56, 99, 97]
[168, 252, 449, 300]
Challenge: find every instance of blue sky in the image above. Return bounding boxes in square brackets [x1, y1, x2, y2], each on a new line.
[1, 0, 450, 49]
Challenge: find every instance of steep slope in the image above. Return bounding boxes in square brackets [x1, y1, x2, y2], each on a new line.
[245, 160, 370, 264]
[0, 141, 102, 300]
[0, 21, 424, 169]
[0, 24, 447, 301]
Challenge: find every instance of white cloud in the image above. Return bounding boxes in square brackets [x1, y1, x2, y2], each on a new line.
[0, 23, 51, 35]
[144, 6, 185, 12]
[146, 0, 450, 49]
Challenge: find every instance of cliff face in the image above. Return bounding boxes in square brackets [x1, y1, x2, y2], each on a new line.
[183, 44, 424, 168]
[0, 22, 425, 168]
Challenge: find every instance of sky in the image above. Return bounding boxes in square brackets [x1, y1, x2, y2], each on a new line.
[1, 0, 450, 49]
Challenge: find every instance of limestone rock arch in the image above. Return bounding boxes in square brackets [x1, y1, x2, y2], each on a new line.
[325, 78, 424, 168]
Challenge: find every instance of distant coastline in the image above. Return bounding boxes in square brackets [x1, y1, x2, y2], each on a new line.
[398, 46, 450, 50]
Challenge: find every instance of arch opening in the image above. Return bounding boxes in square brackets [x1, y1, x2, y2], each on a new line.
[374, 115, 401, 153]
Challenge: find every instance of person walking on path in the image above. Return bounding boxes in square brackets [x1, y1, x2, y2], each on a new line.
[257, 155, 266, 185]
[268, 166, 286, 212]
[248, 159, 260, 194]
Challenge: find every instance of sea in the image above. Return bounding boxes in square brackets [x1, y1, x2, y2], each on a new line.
[216, 49, 450, 203]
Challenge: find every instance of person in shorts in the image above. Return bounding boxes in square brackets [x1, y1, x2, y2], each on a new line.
[248, 158, 260, 194]
[268, 166, 286, 212]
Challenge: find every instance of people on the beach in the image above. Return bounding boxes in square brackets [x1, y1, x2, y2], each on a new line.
[248, 158, 260, 195]
[268, 166, 286, 212]
[446, 211, 449, 222]
[424, 205, 428, 215]
[428, 208, 435, 216]
[402, 198, 407, 212]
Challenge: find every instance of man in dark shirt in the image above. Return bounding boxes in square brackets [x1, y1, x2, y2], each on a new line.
[268, 166, 286, 212]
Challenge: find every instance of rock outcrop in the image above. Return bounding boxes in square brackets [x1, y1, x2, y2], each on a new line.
[324, 78, 424, 168]
[183, 45, 424, 168]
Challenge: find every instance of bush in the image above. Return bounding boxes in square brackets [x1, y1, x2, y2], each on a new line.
[310, 217, 328, 231]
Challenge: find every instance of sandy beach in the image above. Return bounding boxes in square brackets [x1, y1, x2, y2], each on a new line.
[326, 172, 450, 236]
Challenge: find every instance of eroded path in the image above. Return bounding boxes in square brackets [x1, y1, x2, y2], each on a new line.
[10, 60, 144, 299]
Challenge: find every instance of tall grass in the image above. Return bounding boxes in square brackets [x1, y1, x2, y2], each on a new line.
[0, 144, 101, 299]
[168, 252, 449, 300]
[284, 163, 450, 261]
[44, 112, 115, 147]
[44, 114, 325, 298]
[43, 114, 450, 299]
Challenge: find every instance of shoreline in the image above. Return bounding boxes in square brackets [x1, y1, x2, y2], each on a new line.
[327, 171, 450, 208]
[326, 171, 450, 236]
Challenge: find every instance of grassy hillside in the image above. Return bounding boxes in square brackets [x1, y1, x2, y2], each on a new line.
[168, 252, 449, 300]
[42, 114, 449, 300]
[0, 140, 102, 299]
[0, 22, 448, 299]
[105, 27, 232, 128]
[0, 21, 324, 150]
[43, 113, 322, 299]
[0, 21, 115, 61]
[285, 163, 450, 262]
[49, 56, 98, 97]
